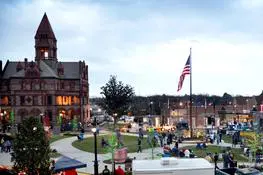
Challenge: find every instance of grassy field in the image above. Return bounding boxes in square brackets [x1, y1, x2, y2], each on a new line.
[182, 145, 248, 162]
[72, 134, 153, 154]
[49, 134, 72, 143]
[222, 134, 232, 144]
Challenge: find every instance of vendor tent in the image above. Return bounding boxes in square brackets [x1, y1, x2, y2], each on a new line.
[53, 156, 87, 173]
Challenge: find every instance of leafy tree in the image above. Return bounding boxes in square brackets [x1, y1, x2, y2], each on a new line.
[246, 133, 262, 165]
[101, 75, 135, 124]
[222, 93, 233, 105]
[11, 117, 51, 175]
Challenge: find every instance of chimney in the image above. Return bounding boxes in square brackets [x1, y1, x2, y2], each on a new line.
[0, 60, 2, 76]
[24, 58, 28, 69]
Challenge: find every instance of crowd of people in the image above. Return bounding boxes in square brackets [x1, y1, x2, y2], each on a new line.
[0, 136, 12, 153]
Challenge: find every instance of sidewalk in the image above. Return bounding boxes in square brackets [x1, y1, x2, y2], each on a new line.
[50, 132, 236, 174]
[50, 132, 166, 174]
[0, 132, 243, 174]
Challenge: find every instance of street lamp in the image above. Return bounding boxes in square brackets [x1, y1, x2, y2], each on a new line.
[91, 127, 99, 175]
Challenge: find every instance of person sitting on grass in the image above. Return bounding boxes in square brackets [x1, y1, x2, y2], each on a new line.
[77, 133, 84, 141]
[163, 144, 171, 156]
[172, 145, 179, 157]
[202, 142, 207, 149]
[101, 137, 109, 148]
[184, 149, 190, 158]
[179, 149, 185, 157]
[196, 142, 202, 149]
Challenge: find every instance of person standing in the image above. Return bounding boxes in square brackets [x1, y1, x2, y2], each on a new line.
[5, 140, 11, 152]
[137, 137, 142, 153]
[219, 130, 222, 143]
[229, 153, 235, 168]
[222, 150, 229, 168]
[216, 134, 220, 145]
[115, 165, 125, 175]
[0, 137, 4, 153]
[102, 165, 111, 175]
[167, 131, 173, 146]
[138, 128, 144, 139]
[175, 141, 179, 149]
[159, 134, 163, 147]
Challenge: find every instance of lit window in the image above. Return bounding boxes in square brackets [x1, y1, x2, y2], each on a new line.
[44, 51, 48, 58]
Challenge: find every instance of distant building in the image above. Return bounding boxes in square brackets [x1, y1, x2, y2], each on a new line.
[167, 99, 257, 128]
[0, 13, 90, 127]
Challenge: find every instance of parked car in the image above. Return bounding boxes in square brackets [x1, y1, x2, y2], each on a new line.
[235, 168, 262, 175]
[216, 167, 262, 175]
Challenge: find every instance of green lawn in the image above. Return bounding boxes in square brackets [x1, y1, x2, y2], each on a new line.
[49, 134, 72, 143]
[222, 134, 232, 144]
[182, 145, 248, 162]
[72, 135, 153, 154]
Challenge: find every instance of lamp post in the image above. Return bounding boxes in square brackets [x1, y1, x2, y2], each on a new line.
[91, 127, 99, 175]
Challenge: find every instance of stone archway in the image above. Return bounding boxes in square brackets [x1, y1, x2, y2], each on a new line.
[17, 108, 29, 122]
[29, 108, 42, 117]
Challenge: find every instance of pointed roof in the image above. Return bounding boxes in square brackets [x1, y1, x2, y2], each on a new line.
[35, 13, 56, 39]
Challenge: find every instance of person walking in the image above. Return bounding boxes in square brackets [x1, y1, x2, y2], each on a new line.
[5, 140, 11, 153]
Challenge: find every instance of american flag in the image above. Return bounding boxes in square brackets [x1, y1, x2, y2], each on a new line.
[177, 54, 191, 91]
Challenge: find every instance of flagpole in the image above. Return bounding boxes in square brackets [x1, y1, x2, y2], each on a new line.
[189, 47, 193, 138]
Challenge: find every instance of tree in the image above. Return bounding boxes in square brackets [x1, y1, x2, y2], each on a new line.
[11, 117, 51, 175]
[246, 133, 262, 165]
[101, 75, 135, 124]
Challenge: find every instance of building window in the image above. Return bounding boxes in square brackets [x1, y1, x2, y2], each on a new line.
[44, 51, 48, 58]
[20, 96, 25, 105]
[47, 96, 52, 105]
[33, 96, 38, 105]
[70, 82, 75, 90]
[40, 34, 48, 39]
[60, 82, 64, 90]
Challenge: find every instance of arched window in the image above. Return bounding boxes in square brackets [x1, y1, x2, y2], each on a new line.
[44, 51, 48, 58]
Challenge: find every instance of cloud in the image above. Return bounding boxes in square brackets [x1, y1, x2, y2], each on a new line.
[1, 0, 263, 97]
[234, 0, 263, 9]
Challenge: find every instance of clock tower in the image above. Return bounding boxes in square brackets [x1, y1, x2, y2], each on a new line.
[34, 13, 57, 62]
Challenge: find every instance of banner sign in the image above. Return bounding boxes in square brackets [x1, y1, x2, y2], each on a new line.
[114, 147, 127, 163]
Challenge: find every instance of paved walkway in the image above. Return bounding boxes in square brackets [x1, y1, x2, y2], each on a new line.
[0, 132, 242, 174]
[50, 132, 238, 174]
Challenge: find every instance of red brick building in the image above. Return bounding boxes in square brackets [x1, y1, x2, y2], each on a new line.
[169, 100, 256, 128]
[0, 13, 90, 127]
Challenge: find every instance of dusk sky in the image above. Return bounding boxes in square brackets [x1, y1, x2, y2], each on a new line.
[1, 0, 263, 97]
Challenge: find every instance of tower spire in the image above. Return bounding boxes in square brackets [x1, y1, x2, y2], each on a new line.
[35, 13, 56, 39]
[35, 13, 57, 61]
